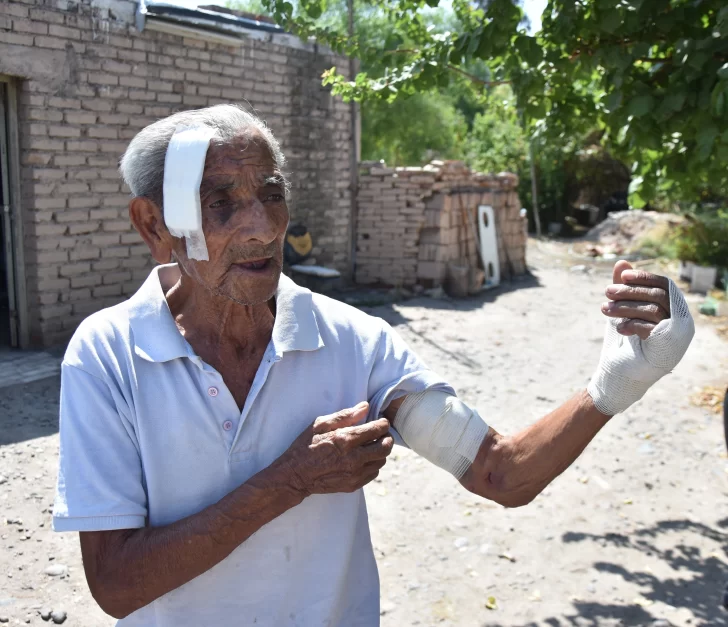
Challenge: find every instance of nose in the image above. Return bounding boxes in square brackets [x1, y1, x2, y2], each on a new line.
[235, 197, 288, 246]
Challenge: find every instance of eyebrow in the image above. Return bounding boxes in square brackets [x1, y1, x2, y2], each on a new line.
[199, 173, 285, 199]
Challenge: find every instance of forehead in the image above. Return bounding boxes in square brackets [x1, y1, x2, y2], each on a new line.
[202, 131, 278, 177]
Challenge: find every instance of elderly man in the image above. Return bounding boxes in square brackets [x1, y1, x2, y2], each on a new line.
[53, 104, 694, 626]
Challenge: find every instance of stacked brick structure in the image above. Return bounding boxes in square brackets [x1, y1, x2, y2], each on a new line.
[0, 0, 353, 347]
[355, 160, 527, 288]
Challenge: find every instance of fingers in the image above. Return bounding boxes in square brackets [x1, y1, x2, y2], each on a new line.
[601, 299, 669, 324]
[336, 418, 391, 448]
[616, 318, 655, 340]
[313, 402, 369, 435]
[612, 260, 633, 285]
[358, 434, 394, 463]
[620, 268, 670, 292]
[605, 284, 670, 313]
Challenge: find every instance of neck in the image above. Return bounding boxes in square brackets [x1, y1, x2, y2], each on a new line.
[163, 266, 276, 355]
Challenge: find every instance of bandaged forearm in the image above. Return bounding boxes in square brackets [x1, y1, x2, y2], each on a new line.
[393, 390, 489, 479]
[587, 278, 694, 416]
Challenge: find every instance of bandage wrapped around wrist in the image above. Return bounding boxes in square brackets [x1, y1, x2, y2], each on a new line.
[587, 278, 694, 416]
[393, 390, 489, 479]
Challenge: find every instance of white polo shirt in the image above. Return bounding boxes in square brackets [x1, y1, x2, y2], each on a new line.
[53, 264, 452, 627]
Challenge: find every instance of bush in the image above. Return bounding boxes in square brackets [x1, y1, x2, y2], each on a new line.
[674, 208, 728, 268]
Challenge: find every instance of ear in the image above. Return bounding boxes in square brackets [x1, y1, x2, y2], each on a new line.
[129, 197, 174, 264]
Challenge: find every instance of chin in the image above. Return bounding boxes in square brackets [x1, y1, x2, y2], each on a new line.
[227, 268, 281, 306]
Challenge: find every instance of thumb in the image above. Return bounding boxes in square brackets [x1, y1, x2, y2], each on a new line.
[312, 402, 369, 435]
[612, 259, 633, 285]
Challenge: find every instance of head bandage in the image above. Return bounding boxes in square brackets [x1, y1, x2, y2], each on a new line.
[588, 278, 694, 416]
[393, 390, 489, 479]
[163, 126, 217, 261]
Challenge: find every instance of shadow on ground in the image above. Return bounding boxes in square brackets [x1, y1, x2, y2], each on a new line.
[0, 374, 61, 446]
[482, 519, 728, 627]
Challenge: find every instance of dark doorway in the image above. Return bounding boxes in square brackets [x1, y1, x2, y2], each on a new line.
[0, 81, 17, 347]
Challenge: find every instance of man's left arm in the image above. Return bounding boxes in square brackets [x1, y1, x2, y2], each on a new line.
[383, 261, 694, 508]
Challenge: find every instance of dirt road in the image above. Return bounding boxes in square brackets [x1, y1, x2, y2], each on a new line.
[1, 241, 726, 626]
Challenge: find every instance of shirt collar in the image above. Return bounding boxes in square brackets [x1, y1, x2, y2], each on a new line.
[128, 264, 324, 363]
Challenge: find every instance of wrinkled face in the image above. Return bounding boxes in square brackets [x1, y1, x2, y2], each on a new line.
[173, 131, 289, 306]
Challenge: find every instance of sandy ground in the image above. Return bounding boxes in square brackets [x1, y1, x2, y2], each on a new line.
[1, 240, 727, 626]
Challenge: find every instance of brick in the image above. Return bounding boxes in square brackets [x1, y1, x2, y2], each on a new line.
[5, 4, 29, 17]
[117, 75, 146, 89]
[69, 196, 102, 209]
[160, 69, 185, 81]
[93, 284, 122, 297]
[89, 208, 118, 220]
[102, 246, 130, 258]
[88, 127, 119, 139]
[88, 72, 119, 86]
[143, 105, 171, 117]
[37, 276, 70, 292]
[37, 250, 69, 264]
[56, 183, 89, 195]
[47, 96, 81, 109]
[48, 24, 80, 39]
[73, 169, 100, 180]
[175, 58, 198, 70]
[117, 48, 146, 63]
[92, 258, 121, 271]
[65, 111, 97, 125]
[91, 233, 120, 246]
[60, 262, 91, 277]
[67, 288, 92, 302]
[66, 140, 98, 152]
[54, 154, 86, 167]
[102, 220, 131, 232]
[128, 90, 156, 101]
[102, 60, 132, 74]
[48, 125, 81, 138]
[117, 103, 144, 115]
[70, 274, 102, 289]
[54, 209, 89, 223]
[11, 17, 48, 35]
[34, 197, 66, 210]
[39, 303, 73, 321]
[103, 271, 132, 284]
[27, 108, 64, 122]
[120, 231, 142, 244]
[81, 99, 113, 112]
[26, 138, 65, 152]
[99, 142, 127, 155]
[34, 36, 67, 50]
[91, 181, 120, 193]
[69, 246, 100, 261]
[21, 152, 53, 167]
[35, 223, 68, 236]
[68, 221, 100, 235]
[156, 93, 182, 104]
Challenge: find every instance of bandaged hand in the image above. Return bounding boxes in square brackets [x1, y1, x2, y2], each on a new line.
[587, 261, 695, 416]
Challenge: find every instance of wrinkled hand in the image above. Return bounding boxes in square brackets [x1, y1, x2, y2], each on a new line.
[600, 260, 671, 340]
[278, 402, 394, 497]
[588, 260, 694, 416]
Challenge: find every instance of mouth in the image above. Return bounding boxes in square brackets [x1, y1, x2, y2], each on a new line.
[233, 257, 273, 272]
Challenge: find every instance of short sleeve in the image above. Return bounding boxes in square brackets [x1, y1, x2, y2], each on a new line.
[366, 321, 454, 433]
[53, 363, 147, 532]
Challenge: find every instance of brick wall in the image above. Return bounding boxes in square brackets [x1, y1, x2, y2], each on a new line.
[0, 0, 353, 347]
[356, 160, 527, 288]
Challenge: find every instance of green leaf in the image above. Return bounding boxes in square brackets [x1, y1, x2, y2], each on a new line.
[604, 90, 622, 112]
[600, 9, 622, 34]
[628, 176, 644, 195]
[718, 63, 728, 80]
[696, 124, 718, 157]
[627, 95, 654, 118]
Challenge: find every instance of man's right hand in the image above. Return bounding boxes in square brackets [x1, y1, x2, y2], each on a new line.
[277, 402, 394, 497]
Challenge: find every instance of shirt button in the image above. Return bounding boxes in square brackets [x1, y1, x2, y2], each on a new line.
[208, 387, 218, 397]
[223, 420, 233, 431]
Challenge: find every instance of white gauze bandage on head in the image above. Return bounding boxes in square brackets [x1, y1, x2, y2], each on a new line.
[393, 390, 489, 479]
[587, 278, 694, 416]
[163, 126, 217, 261]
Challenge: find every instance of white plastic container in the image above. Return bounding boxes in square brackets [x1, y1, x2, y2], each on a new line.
[690, 264, 717, 293]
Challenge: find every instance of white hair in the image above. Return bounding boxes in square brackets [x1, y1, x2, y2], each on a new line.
[119, 104, 288, 204]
